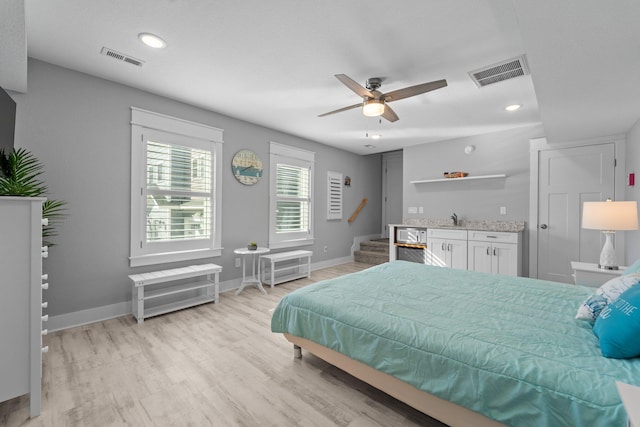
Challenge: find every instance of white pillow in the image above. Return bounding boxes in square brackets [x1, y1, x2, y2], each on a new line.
[575, 273, 640, 321]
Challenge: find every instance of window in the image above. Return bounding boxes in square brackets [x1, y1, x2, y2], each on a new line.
[130, 107, 223, 267]
[269, 142, 314, 249]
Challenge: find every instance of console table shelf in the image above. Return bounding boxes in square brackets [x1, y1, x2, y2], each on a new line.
[410, 174, 506, 184]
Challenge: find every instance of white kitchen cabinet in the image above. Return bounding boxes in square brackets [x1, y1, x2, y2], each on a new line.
[426, 228, 468, 270]
[467, 231, 521, 277]
[0, 197, 46, 417]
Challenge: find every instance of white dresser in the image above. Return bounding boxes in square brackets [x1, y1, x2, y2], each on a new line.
[0, 197, 47, 417]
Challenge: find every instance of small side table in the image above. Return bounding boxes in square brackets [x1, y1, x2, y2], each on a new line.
[234, 247, 270, 295]
[571, 261, 627, 288]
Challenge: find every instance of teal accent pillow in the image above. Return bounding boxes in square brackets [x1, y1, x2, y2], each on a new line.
[575, 273, 640, 321]
[624, 259, 640, 275]
[593, 285, 640, 359]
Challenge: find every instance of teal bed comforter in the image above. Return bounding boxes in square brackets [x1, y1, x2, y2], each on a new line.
[271, 261, 640, 427]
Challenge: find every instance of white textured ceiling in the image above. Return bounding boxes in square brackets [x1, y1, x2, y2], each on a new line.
[3, 1, 640, 154]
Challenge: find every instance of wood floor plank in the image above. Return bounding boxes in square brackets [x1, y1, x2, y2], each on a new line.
[0, 262, 447, 427]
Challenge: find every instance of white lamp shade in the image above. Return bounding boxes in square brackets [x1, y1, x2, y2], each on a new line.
[582, 200, 638, 231]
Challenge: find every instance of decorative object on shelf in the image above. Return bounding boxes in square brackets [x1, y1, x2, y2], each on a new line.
[344, 176, 351, 187]
[248, 242, 258, 250]
[443, 171, 468, 178]
[231, 149, 263, 186]
[581, 199, 638, 270]
[0, 148, 67, 246]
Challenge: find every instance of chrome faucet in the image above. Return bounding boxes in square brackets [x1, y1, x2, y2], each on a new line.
[451, 213, 458, 226]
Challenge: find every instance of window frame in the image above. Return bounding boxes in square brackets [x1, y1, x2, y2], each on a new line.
[269, 142, 315, 249]
[130, 107, 223, 267]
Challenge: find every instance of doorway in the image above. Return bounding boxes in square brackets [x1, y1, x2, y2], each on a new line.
[530, 138, 625, 283]
[382, 151, 403, 238]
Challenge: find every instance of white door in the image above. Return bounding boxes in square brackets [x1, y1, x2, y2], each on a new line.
[537, 144, 615, 283]
[382, 152, 403, 238]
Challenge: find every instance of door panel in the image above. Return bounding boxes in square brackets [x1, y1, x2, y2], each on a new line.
[468, 241, 492, 274]
[537, 144, 615, 283]
[383, 153, 403, 238]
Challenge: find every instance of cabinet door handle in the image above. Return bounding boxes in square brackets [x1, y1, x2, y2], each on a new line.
[442, 242, 446, 251]
[486, 247, 490, 255]
[539, 224, 548, 229]
[447, 243, 452, 252]
[493, 248, 497, 256]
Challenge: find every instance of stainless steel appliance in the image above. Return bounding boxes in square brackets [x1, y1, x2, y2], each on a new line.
[396, 228, 427, 244]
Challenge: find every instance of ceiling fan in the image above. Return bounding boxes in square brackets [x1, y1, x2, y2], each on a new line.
[318, 74, 447, 122]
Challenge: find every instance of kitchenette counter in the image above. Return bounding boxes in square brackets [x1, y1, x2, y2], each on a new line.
[394, 219, 525, 232]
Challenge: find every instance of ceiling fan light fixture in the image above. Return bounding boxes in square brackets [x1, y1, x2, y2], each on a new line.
[505, 104, 521, 111]
[362, 99, 385, 117]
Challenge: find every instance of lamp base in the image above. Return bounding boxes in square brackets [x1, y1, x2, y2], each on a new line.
[598, 230, 618, 270]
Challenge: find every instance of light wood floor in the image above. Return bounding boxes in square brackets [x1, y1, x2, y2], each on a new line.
[1, 262, 446, 427]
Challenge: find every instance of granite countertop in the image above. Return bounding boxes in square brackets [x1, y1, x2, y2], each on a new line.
[396, 218, 525, 232]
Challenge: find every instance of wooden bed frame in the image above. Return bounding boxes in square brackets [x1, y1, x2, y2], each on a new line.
[284, 333, 505, 427]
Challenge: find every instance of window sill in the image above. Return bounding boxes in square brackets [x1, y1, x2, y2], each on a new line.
[269, 238, 314, 250]
[130, 248, 222, 267]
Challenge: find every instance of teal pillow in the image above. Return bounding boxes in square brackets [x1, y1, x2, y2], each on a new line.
[624, 259, 640, 275]
[593, 285, 640, 359]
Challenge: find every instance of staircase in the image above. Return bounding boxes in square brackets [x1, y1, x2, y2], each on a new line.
[354, 238, 389, 265]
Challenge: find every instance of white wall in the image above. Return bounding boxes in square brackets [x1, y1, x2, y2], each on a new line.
[12, 59, 382, 318]
[625, 118, 640, 264]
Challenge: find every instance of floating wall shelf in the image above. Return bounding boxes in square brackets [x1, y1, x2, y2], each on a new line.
[410, 174, 507, 184]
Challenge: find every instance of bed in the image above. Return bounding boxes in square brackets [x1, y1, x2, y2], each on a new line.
[271, 261, 640, 427]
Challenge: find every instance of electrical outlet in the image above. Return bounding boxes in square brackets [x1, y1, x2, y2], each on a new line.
[500, 206, 507, 215]
[323, 246, 328, 253]
[418, 206, 424, 214]
[235, 258, 241, 268]
[408, 206, 418, 214]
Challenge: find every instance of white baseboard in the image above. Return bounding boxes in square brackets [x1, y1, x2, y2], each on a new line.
[49, 255, 356, 330]
[351, 233, 383, 256]
[48, 301, 131, 332]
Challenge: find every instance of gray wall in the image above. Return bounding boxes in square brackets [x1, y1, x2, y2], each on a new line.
[403, 125, 544, 221]
[13, 59, 382, 317]
[625, 118, 640, 264]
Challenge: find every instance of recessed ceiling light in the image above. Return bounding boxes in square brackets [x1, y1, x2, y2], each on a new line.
[370, 134, 382, 140]
[138, 33, 166, 49]
[505, 104, 521, 112]
[364, 144, 376, 149]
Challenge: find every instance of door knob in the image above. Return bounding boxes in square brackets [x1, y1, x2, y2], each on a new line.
[539, 224, 548, 229]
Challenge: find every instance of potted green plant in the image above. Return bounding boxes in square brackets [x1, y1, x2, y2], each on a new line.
[0, 148, 67, 246]
[248, 242, 257, 250]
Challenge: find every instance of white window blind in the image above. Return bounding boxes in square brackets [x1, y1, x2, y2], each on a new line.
[276, 164, 310, 232]
[327, 171, 342, 220]
[146, 141, 212, 242]
[269, 142, 315, 249]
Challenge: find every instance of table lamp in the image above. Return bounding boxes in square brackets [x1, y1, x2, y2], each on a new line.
[582, 199, 638, 270]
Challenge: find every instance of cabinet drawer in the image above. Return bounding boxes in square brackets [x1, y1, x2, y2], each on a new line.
[427, 228, 467, 240]
[468, 231, 518, 244]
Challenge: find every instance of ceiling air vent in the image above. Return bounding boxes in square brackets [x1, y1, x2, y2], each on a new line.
[469, 55, 529, 88]
[100, 47, 145, 67]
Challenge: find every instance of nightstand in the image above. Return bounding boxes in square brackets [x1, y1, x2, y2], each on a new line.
[571, 261, 627, 288]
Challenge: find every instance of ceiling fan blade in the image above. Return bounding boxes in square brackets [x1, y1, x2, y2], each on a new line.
[335, 74, 374, 99]
[381, 104, 399, 122]
[318, 103, 362, 117]
[382, 79, 448, 103]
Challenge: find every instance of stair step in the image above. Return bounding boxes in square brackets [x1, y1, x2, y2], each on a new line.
[354, 250, 388, 265]
[360, 241, 389, 253]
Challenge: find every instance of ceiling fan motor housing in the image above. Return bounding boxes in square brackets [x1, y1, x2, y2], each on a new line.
[366, 77, 383, 91]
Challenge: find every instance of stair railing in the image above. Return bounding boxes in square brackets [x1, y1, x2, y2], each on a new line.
[348, 198, 367, 223]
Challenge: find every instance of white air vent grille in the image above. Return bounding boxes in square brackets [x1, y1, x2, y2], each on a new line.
[469, 55, 529, 87]
[100, 47, 145, 67]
